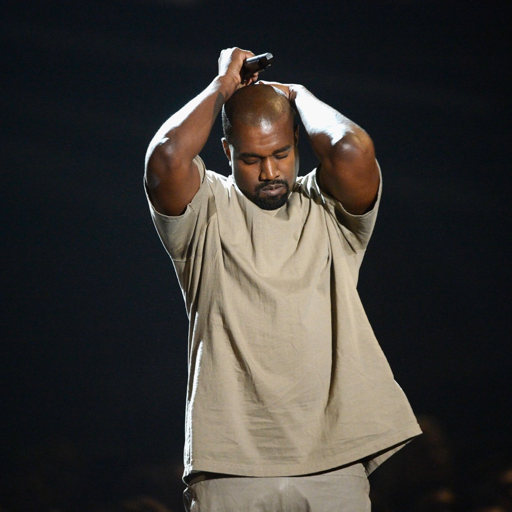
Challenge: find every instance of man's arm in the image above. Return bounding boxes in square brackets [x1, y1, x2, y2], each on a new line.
[145, 48, 259, 216]
[259, 81, 380, 215]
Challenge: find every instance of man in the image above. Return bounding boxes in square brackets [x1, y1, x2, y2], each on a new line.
[145, 47, 421, 511]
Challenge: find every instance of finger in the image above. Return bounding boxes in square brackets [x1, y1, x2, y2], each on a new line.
[246, 72, 260, 85]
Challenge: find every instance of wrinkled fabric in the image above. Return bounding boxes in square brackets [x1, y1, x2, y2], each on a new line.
[183, 463, 371, 512]
[147, 156, 421, 478]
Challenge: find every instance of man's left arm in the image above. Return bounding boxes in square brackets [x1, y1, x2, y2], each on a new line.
[260, 82, 380, 215]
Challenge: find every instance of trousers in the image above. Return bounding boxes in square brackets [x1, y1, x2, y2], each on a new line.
[183, 463, 371, 512]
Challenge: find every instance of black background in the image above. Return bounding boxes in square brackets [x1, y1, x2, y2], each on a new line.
[2, 0, 511, 504]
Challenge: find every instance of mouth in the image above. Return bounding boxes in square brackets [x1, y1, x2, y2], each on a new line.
[253, 180, 290, 210]
[257, 180, 289, 197]
[260, 184, 285, 196]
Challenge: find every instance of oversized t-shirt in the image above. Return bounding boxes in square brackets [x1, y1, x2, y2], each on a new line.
[147, 156, 421, 478]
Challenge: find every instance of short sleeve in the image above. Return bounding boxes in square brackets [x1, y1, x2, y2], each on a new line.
[298, 161, 383, 252]
[145, 155, 215, 261]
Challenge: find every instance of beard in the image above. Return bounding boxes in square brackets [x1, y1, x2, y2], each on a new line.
[253, 179, 291, 210]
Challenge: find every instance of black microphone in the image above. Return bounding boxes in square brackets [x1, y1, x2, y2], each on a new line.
[242, 53, 274, 81]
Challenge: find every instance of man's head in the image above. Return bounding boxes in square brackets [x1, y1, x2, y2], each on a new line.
[222, 84, 299, 210]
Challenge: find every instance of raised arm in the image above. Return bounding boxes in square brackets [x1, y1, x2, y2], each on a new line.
[145, 48, 259, 216]
[259, 82, 380, 215]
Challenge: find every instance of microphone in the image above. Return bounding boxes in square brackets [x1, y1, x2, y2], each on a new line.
[242, 53, 274, 81]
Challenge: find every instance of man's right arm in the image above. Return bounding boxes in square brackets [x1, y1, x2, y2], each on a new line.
[144, 48, 258, 217]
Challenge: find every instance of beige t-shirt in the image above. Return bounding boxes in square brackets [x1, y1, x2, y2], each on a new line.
[147, 156, 421, 478]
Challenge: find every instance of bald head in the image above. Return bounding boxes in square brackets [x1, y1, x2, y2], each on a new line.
[222, 84, 295, 144]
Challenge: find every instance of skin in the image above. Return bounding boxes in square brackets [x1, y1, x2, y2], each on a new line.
[145, 47, 379, 217]
[259, 80, 380, 214]
[222, 110, 299, 210]
[145, 47, 259, 216]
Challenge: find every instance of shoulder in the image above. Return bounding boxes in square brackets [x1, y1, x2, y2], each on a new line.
[295, 169, 328, 206]
[296, 166, 383, 251]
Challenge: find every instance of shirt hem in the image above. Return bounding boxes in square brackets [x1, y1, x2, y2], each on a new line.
[183, 422, 422, 478]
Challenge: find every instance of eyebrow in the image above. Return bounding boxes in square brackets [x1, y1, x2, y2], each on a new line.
[238, 145, 292, 159]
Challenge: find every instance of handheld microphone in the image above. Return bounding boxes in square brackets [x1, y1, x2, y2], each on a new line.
[242, 53, 274, 81]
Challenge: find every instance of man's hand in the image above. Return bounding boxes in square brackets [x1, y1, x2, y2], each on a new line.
[145, 47, 262, 216]
[218, 48, 260, 98]
[256, 80, 302, 103]
[258, 80, 379, 215]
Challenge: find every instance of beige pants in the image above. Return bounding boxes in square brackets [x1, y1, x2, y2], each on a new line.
[183, 463, 371, 512]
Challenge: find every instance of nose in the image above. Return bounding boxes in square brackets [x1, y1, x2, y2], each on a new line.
[259, 157, 278, 181]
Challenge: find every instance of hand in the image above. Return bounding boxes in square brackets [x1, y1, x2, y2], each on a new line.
[218, 47, 260, 92]
[256, 80, 302, 103]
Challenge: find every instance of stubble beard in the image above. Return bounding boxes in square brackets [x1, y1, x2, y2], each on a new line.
[253, 180, 291, 210]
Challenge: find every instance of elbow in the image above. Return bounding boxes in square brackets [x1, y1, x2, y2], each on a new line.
[146, 137, 180, 169]
[334, 131, 375, 163]
[327, 131, 379, 192]
[145, 138, 188, 189]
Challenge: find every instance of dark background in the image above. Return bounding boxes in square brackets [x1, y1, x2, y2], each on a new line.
[2, 0, 511, 507]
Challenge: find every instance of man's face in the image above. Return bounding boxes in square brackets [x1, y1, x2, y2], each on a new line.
[222, 114, 299, 210]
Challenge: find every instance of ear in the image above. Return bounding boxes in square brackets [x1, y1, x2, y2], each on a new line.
[221, 138, 232, 162]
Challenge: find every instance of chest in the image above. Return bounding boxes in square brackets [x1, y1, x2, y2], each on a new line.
[214, 197, 332, 283]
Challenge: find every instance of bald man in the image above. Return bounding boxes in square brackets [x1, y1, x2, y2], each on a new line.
[145, 47, 421, 511]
